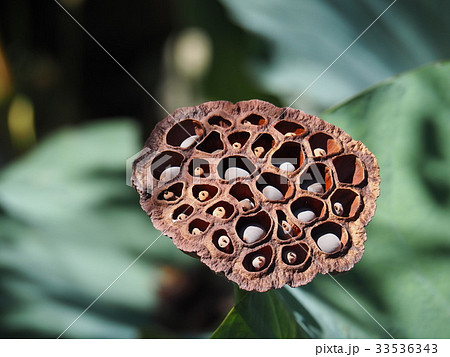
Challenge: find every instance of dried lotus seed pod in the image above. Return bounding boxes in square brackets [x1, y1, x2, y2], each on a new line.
[132, 99, 380, 292]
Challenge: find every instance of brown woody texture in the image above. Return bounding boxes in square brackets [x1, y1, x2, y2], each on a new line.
[132, 100, 380, 292]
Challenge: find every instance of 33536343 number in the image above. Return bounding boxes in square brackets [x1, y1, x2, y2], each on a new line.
[375, 344, 438, 354]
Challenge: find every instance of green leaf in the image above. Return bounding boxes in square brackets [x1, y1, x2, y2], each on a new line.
[219, 0, 450, 111]
[213, 62, 450, 339]
[211, 288, 310, 338]
[0, 120, 197, 338]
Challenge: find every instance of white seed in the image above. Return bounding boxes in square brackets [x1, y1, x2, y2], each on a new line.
[279, 162, 296, 172]
[284, 132, 296, 137]
[313, 148, 326, 157]
[333, 202, 344, 216]
[180, 135, 200, 148]
[232, 142, 242, 150]
[160, 166, 180, 181]
[191, 228, 201, 235]
[317, 233, 341, 254]
[218, 235, 230, 248]
[198, 190, 209, 201]
[286, 251, 297, 264]
[177, 213, 187, 221]
[193, 166, 205, 177]
[254, 146, 265, 158]
[252, 256, 266, 270]
[212, 206, 226, 218]
[163, 190, 175, 200]
[307, 182, 324, 194]
[262, 185, 284, 201]
[239, 198, 254, 211]
[224, 167, 250, 180]
[242, 225, 265, 244]
[243, 120, 250, 125]
[296, 209, 316, 223]
[281, 220, 293, 235]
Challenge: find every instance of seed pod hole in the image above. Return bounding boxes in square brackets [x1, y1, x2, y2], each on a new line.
[308, 132, 341, 158]
[206, 201, 235, 219]
[330, 189, 361, 218]
[157, 182, 184, 201]
[189, 219, 210, 235]
[274, 120, 306, 137]
[229, 183, 256, 212]
[172, 204, 194, 221]
[243, 246, 272, 272]
[271, 142, 304, 172]
[299, 163, 333, 195]
[256, 173, 293, 201]
[236, 211, 272, 244]
[311, 222, 348, 254]
[195, 131, 224, 154]
[291, 196, 325, 225]
[217, 156, 256, 181]
[188, 158, 210, 178]
[212, 230, 234, 253]
[332, 154, 366, 185]
[192, 184, 218, 202]
[151, 151, 184, 181]
[241, 114, 266, 126]
[276, 210, 300, 239]
[252, 133, 275, 158]
[281, 242, 310, 266]
[166, 119, 204, 147]
[208, 115, 232, 128]
[228, 131, 250, 150]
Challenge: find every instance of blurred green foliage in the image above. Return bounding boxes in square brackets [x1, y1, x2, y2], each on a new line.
[1, 0, 450, 339]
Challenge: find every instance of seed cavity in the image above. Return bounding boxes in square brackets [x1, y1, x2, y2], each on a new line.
[253, 146, 265, 158]
[194, 166, 205, 177]
[163, 190, 176, 200]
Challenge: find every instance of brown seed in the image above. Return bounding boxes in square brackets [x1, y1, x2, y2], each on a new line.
[198, 190, 209, 201]
[252, 256, 266, 270]
[286, 251, 297, 264]
[163, 190, 175, 200]
[177, 213, 187, 221]
[253, 146, 265, 158]
[313, 148, 327, 157]
[333, 202, 344, 216]
[191, 228, 201, 235]
[194, 166, 205, 177]
[232, 142, 242, 150]
[218, 235, 230, 248]
[212, 207, 226, 218]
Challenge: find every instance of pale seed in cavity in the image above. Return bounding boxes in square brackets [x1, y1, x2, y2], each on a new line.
[177, 213, 188, 221]
[218, 235, 230, 248]
[163, 190, 175, 200]
[281, 220, 293, 235]
[242, 225, 265, 244]
[254, 146, 265, 158]
[198, 190, 209, 201]
[284, 132, 296, 137]
[212, 207, 226, 218]
[333, 202, 344, 216]
[286, 251, 297, 264]
[194, 166, 205, 177]
[262, 185, 284, 201]
[232, 142, 242, 150]
[317, 233, 341, 254]
[191, 228, 201, 235]
[307, 182, 324, 194]
[243, 120, 250, 125]
[180, 135, 200, 148]
[279, 162, 296, 172]
[313, 148, 327, 157]
[224, 167, 250, 180]
[296, 209, 316, 223]
[160, 166, 180, 181]
[239, 198, 254, 211]
[252, 256, 266, 270]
